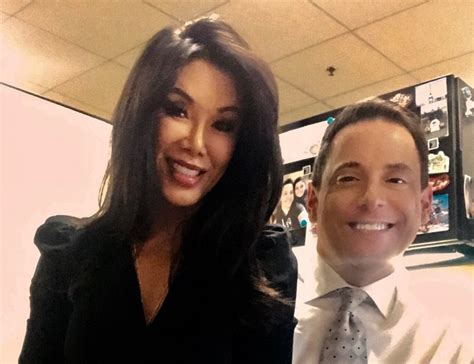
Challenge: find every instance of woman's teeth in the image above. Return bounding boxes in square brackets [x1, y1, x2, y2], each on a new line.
[173, 162, 200, 177]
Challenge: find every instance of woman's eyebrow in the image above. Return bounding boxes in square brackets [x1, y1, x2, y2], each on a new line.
[170, 87, 240, 114]
[169, 87, 193, 103]
[218, 105, 240, 114]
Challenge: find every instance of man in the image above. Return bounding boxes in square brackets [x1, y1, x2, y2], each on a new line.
[292, 99, 472, 363]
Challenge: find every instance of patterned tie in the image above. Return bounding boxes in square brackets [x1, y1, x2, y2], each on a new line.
[319, 287, 370, 364]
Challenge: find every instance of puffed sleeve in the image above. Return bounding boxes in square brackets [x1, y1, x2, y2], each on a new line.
[255, 224, 298, 364]
[256, 224, 297, 301]
[19, 215, 82, 363]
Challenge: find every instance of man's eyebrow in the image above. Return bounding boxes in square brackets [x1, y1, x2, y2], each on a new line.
[384, 163, 414, 173]
[332, 161, 360, 174]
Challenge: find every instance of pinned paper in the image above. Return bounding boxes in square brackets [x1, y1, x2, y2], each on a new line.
[428, 151, 450, 174]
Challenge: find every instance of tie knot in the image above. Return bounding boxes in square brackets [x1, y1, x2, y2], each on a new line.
[336, 287, 369, 312]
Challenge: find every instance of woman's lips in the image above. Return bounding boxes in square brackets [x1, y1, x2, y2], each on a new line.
[169, 159, 205, 188]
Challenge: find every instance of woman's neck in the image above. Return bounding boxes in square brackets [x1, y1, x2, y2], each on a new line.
[145, 201, 195, 256]
[282, 204, 291, 215]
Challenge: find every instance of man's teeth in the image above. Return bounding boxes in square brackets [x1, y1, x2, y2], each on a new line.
[173, 163, 200, 177]
[354, 223, 389, 231]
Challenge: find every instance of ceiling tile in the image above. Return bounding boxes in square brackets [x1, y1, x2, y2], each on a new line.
[356, 1, 474, 71]
[279, 102, 331, 126]
[1, 79, 47, 95]
[16, 0, 178, 58]
[312, 0, 425, 29]
[0, 0, 31, 15]
[277, 78, 318, 114]
[113, 44, 145, 69]
[324, 74, 419, 108]
[214, 0, 347, 62]
[145, 0, 227, 21]
[0, 18, 104, 89]
[410, 52, 474, 88]
[271, 33, 403, 99]
[43, 90, 112, 121]
[1, 11, 10, 23]
[53, 61, 129, 115]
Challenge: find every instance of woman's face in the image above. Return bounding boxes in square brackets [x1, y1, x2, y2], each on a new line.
[295, 180, 306, 198]
[155, 59, 241, 208]
[281, 183, 294, 210]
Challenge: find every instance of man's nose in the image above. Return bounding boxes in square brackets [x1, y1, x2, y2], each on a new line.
[358, 182, 386, 211]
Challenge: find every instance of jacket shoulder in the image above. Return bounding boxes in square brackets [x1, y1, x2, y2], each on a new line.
[256, 224, 298, 300]
[34, 215, 85, 255]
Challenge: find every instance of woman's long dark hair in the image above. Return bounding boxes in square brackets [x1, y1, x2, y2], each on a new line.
[87, 16, 285, 325]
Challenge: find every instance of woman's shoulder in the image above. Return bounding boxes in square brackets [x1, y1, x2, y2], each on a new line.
[256, 224, 295, 257]
[256, 224, 297, 299]
[34, 215, 86, 256]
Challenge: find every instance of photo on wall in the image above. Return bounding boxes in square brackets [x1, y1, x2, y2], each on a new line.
[384, 87, 419, 115]
[271, 169, 311, 247]
[418, 193, 449, 234]
[460, 85, 474, 119]
[415, 78, 449, 139]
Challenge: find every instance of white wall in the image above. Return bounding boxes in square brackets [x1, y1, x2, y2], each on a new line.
[0, 85, 111, 363]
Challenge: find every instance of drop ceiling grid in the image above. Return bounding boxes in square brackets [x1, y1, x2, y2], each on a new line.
[271, 32, 406, 100]
[0, 0, 472, 124]
[144, 0, 229, 22]
[15, 1, 180, 59]
[1, 17, 105, 89]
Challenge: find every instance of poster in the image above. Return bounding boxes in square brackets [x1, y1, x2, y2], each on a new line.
[279, 121, 329, 164]
[271, 169, 311, 246]
[418, 193, 449, 234]
[415, 78, 449, 139]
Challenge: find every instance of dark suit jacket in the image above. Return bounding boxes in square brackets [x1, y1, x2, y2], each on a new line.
[19, 216, 297, 363]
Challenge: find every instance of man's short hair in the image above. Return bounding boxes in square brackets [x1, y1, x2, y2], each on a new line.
[311, 98, 429, 188]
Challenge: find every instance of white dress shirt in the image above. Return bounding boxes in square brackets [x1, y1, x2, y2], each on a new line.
[293, 254, 473, 364]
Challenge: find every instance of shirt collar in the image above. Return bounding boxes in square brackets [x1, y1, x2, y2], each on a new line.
[303, 254, 408, 318]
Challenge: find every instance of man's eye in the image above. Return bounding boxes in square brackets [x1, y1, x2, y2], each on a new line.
[336, 176, 358, 183]
[213, 119, 238, 134]
[387, 177, 406, 184]
[162, 101, 187, 118]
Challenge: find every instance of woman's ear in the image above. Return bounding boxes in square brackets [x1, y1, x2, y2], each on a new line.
[306, 183, 319, 223]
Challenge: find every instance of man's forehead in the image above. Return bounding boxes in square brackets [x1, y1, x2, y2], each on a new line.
[325, 120, 420, 172]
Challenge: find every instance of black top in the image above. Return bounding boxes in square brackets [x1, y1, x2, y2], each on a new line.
[19, 216, 297, 363]
[274, 202, 306, 231]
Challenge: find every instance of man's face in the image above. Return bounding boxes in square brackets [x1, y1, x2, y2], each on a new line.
[307, 119, 432, 269]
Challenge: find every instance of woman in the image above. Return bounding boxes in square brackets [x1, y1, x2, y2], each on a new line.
[274, 179, 307, 231]
[293, 176, 308, 207]
[20, 17, 297, 363]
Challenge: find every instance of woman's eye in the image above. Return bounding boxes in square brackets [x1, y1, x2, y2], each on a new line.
[336, 176, 358, 183]
[162, 101, 187, 118]
[213, 119, 238, 134]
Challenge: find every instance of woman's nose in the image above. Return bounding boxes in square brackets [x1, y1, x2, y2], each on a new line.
[186, 122, 206, 156]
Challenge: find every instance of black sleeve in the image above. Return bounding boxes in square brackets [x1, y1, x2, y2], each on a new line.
[19, 216, 81, 363]
[253, 224, 298, 364]
[256, 224, 298, 301]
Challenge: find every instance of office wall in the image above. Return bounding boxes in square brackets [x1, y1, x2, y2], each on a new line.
[0, 85, 111, 363]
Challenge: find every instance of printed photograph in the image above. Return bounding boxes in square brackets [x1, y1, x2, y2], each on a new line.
[271, 169, 311, 247]
[418, 193, 449, 234]
[415, 78, 449, 139]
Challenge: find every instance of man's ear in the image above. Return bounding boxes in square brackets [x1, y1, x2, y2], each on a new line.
[306, 182, 319, 223]
[420, 184, 433, 225]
